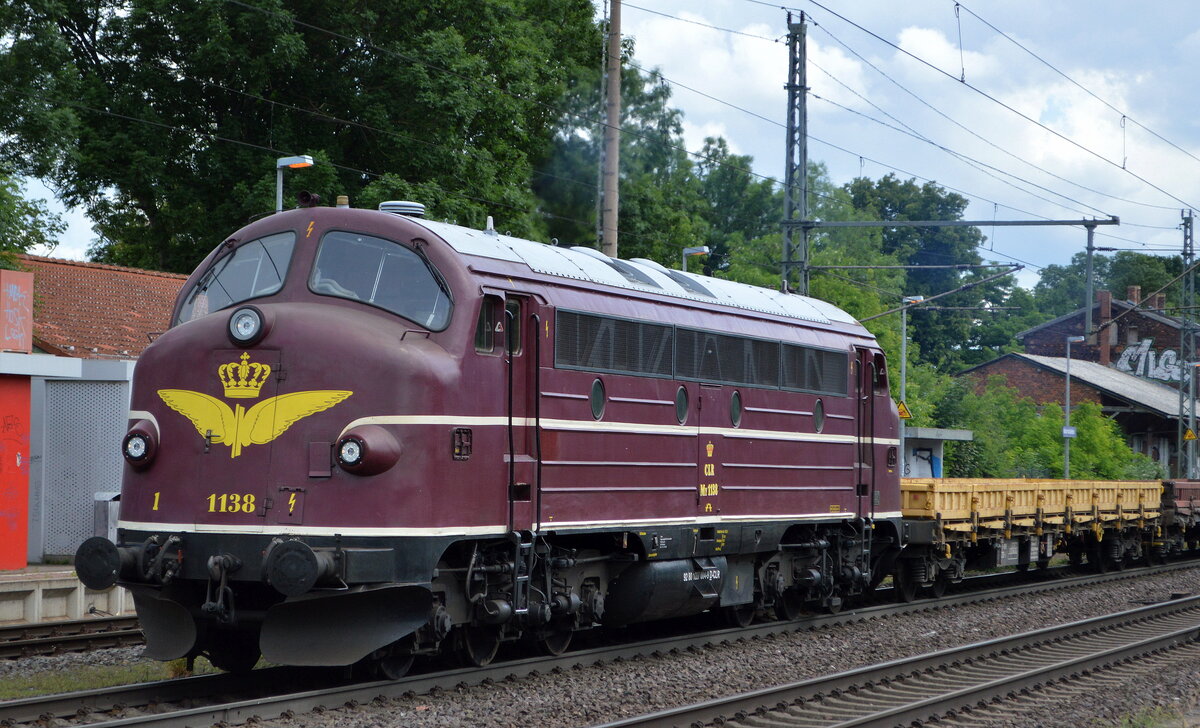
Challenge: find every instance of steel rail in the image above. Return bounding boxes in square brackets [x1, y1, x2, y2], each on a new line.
[0, 617, 142, 659]
[596, 594, 1200, 727]
[2, 559, 1196, 728]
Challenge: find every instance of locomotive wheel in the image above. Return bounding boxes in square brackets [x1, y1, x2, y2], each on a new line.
[377, 654, 415, 680]
[204, 639, 261, 674]
[722, 602, 757, 628]
[773, 589, 804, 621]
[893, 566, 918, 604]
[535, 628, 573, 657]
[457, 625, 502, 667]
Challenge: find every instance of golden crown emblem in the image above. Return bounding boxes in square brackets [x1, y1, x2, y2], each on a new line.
[218, 353, 271, 399]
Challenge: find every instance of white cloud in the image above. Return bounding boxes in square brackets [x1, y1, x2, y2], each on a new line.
[679, 120, 739, 156]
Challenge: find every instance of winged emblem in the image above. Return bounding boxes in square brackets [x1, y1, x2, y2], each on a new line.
[159, 389, 352, 458]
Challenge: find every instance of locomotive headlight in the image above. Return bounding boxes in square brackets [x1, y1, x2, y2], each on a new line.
[125, 435, 148, 459]
[336, 425, 401, 476]
[227, 305, 273, 347]
[338, 437, 363, 466]
[122, 422, 157, 469]
[229, 307, 262, 343]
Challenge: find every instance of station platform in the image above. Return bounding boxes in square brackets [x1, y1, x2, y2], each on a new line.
[0, 565, 134, 625]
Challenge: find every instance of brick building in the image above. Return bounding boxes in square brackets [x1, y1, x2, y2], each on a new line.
[960, 286, 1198, 475]
[1019, 287, 1190, 383]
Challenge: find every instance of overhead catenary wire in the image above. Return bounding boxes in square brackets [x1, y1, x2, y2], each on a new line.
[615, 3, 1182, 266]
[799, 0, 1200, 211]
[955, 1, 1200, 171]
[808, 21, 1180, 213]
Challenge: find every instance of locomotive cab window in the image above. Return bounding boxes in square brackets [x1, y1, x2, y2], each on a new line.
[505, 299, 522, 354]
[310, 231, 452, 330]
[176, 232, 296, 324]
[475, 295, 501, 353]
[873, 353, 889, 395]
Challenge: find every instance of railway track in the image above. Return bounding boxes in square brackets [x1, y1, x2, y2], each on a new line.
[0, 617, 142, 659]
[1, 560, 1196, 728]
[600, 593, 1200, 727]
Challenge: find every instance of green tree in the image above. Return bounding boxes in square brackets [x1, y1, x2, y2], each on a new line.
[844, 174, 1014, 370]
[937, 377, 1161, 479]
[1032, 252, 1108, 316]
[0, 0, 599, 272]
[1105, 251, 1182, 310]
[0, 175, 65, 266]
[534, 58, 783, 269]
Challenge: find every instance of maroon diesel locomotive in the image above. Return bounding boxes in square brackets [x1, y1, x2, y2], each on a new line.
[76, 200, 902, 675]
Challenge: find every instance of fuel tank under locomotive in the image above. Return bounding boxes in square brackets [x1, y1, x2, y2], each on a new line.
[603, 556, 727, 626]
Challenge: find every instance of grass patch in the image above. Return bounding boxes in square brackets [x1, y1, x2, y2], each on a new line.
[1098, 706, 1183, 728]
[0, 656, 221, 700]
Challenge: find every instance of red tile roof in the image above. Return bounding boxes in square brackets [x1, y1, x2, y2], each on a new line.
[20, 255, 187, 359]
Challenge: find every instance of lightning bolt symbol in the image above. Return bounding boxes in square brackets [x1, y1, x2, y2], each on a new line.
[305, 221, 315, 238]
[288, 492, 297, 513]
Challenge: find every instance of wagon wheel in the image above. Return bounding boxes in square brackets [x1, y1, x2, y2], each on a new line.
[535, 627, 573, 657]
[773, 589, 804, 621]
[722, 602, 757, 628]
[928, 572, 949, 599]
[1036, 557, 1051, 570]
[456, 624, 502, 667]
[1067, 543, 1085, 568]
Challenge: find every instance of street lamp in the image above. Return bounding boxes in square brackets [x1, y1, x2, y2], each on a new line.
[276, 155, 314, 212]
[899, 296, 924, 475]
[1063, 335, 1086, 479]
[681, 245, 709, 272]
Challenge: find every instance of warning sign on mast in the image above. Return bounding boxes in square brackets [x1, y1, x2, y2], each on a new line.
[1186, 428, 1197, 442]
[897, 401, 913, 420]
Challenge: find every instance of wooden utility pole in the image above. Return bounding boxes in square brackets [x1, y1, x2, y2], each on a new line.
[600, 0, 622, 258]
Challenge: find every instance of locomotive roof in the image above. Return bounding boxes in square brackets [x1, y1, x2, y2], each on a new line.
[407, 217, 861, 329]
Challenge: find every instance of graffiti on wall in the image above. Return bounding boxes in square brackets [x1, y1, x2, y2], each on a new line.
[0, 270, 33, 354]
[1115, 338, 1188, 382]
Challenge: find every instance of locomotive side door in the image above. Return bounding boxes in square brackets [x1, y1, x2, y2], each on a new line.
[503, 294, 542, 532]
[853, 347, 877, 519]
[696, 384, 723, 517]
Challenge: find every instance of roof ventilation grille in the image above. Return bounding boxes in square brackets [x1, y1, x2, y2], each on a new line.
[378, 201, 426, 217]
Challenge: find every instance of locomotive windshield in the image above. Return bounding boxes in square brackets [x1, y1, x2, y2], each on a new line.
[176, 232, 296, 324]
[309, 231, 452, 330]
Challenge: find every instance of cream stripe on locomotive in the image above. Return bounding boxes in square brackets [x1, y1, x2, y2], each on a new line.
[336, 414, 900, 447]
[118, 512, 904, 538]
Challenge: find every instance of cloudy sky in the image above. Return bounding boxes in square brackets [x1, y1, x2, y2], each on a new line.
[615, 0, 1200, 286]
[28, 1, 1200, 290]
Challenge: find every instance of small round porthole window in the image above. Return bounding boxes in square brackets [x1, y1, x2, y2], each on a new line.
[813, 398, 825, 433]
[730, 391, 743, 427]
[590, 378, 606, 420]
[675, 386, 689, 424]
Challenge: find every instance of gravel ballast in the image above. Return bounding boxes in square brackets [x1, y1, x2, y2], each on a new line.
[9, 568, 1200, 727]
